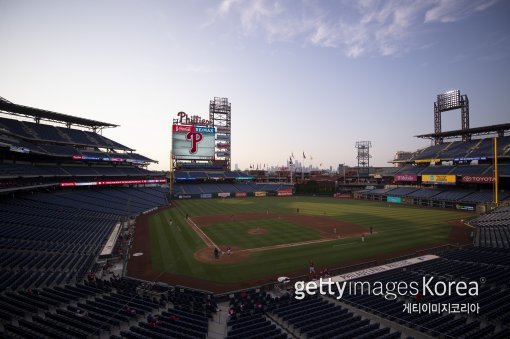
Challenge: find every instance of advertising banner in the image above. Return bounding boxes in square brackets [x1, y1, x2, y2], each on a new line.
[254, 191, 267, 197]
[235, 192, 247, 198]
[126, 159, 145, 164]
[218, 192, 231, 198]
[461, 175, 494, 184]
[172, 125, 193, 133]
[422, 174, 456, 185]
[387, 196, 402, 203]
[172, 124, 215, 159]
[415, 159, 440, 164]
[60, 179, 166, 187]
[333, 193, 351, 198]
[278, 189, 293, 197]
[178, 195, 192, 199]
[394, 174, 418, 182]
[454, 157, 487, 162]
[332, 255, 439, 282]
[83, 155, 101, 161]
[200, 193, 212, 199]
[455, 203, 476, 211]
[216, 126, 231, 133]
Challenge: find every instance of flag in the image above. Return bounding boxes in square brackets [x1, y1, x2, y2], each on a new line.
[303, 152, 306, 159]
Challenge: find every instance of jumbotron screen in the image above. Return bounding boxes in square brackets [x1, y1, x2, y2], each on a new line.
[172, 124, 215, 159]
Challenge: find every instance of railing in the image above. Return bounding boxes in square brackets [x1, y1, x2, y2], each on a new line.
[385, 244, 454, 264]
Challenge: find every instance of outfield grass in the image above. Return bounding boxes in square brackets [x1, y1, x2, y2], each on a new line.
[148, 197, 473, 284]
[202, 219, 321, 248]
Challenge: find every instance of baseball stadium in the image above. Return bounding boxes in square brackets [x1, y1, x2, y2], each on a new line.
[0, 90, 509, 339]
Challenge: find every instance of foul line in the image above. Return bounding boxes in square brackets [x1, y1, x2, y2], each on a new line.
[242, 237, 338, 253]
[332, 241, 359, 247]
[188, 218, 370, 254]
[187, 218, 219, 249]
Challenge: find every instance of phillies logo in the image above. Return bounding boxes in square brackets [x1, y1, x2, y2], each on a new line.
[186, 132, 203, 154]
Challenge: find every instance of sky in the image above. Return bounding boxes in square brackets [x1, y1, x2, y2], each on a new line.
[0, 0, 509, 171]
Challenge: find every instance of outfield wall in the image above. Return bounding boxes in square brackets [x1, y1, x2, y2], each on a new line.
[354, 192, 479, 211]
[174, 189, 293, 199]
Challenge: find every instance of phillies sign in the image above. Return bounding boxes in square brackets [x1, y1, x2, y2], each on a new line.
[461, 175, 495, 184]
[173, 111, 211, 126]
[172, 124, 215, 159]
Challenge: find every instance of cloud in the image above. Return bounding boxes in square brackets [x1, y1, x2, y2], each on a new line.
[212, 0, 499, 58]
[218, 0, 242, 15]
[425, 0, 499, 23]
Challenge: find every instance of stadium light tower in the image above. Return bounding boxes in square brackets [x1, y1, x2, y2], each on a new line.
[209, 97, 231, 170]
[355, 141, 372, 183]
[434, 90, 469, 144]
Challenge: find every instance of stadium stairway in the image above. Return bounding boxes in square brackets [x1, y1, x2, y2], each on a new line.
[207, 301, 229, 339]
[262, 313, 293, 339]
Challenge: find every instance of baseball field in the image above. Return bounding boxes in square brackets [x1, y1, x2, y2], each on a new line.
[128, 196, 473, 292]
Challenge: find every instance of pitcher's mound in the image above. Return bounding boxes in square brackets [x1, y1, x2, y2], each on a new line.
[194, 246, 250, 264]
[248, 228, 268, 235]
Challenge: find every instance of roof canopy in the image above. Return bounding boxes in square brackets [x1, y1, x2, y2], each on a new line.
[416, 123, 510, 140]
[0, 96, 118, 129]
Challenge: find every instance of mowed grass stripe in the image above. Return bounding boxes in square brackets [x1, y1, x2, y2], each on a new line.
[203, 220, 321, 248]
[150, 209, 209, 276]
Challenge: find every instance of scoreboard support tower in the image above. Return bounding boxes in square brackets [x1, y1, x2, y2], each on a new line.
[434, 90, 470, 145]
[209, 97, 231, 170]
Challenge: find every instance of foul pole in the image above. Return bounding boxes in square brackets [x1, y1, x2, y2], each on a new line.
[493, 138, 499, 207]
[169, 151, 173, 198]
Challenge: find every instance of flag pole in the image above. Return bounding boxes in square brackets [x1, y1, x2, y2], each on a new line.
[290, 158, 293, 185]
[301, 152, 305, 182]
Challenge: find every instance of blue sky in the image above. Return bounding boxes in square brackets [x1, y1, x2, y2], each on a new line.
[0, 0, 509, 171]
